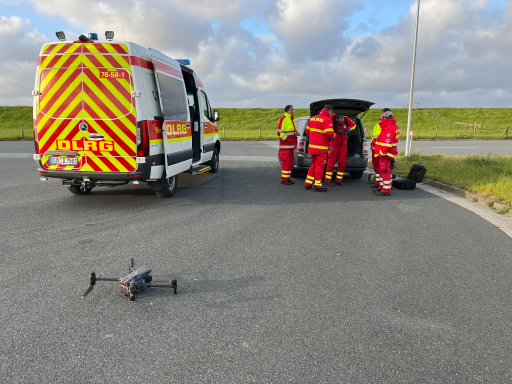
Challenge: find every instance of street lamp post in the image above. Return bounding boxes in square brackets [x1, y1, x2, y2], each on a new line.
[406, 0, 420, 156]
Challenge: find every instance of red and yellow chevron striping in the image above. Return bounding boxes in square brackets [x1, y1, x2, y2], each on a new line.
[36, 43, 136, 173]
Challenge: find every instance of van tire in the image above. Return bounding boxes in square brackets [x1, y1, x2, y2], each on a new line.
[68, 185, 92, 195]
[350, 171, 364, 179]
[156, 174, 177, 198]
[209, 148, 219, 173]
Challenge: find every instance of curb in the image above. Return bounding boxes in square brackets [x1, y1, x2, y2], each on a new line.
[420, 179, 512, 218]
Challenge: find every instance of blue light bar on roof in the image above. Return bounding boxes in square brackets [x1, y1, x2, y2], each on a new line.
[176, 59, 190, 65]
[88, 33, 98, 40]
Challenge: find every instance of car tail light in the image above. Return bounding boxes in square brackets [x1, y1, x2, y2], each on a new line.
[363, 141, 368, 155]
[136, 121, 149, 157]
[297, 141, 306, 153]
[33, 119, 40, 154]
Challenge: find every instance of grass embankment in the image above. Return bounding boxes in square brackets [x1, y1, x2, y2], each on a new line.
[214, 107, 512, 141]
[395, 151, 512, 207]
[0, 107, 33, 140]
[3, 106, 510, 140]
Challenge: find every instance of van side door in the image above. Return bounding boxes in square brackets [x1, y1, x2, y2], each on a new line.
[198, 90, 217, 162]
[151, 59, 192, 177]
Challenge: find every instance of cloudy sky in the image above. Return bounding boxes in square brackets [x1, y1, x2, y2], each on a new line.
[0, 0, 510, 108]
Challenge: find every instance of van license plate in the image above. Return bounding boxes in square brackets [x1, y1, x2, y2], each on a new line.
[49, 157, 78, 166]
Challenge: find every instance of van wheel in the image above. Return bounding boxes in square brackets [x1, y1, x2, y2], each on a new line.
[291, 168, 300, 178]
[156, 175, 177, 198]
[68, 185, 92, 195]
[350, 171, 364, 179]
[209, 148, 219, 173]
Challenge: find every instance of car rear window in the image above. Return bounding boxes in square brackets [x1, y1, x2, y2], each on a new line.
[297, 119, 309, 135]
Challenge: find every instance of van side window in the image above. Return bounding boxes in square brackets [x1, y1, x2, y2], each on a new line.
[145, 72, 163, 119]
[156, 73, 188, 121]
[200, 91, 213, 122]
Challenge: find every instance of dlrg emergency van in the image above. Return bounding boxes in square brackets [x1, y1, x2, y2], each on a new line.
[32, 32, 221, 198]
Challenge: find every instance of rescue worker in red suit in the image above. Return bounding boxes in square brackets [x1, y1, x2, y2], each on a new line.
[373, 110, 399, 196]
[324, 114, 356, 187]
[277, 105, 298, 185]
[304, 104, 335, 192]
[371, 108, 391, 189]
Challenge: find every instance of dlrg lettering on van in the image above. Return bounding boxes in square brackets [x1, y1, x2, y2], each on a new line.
[32, 31, 221, 198]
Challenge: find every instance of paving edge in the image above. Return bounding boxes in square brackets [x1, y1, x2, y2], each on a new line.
[416, 179, 512, 218]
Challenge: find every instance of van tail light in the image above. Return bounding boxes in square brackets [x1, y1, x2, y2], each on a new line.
[33, 119, 40, 154]
[297, 141, 306, 153]
[363, 141, 368, 156]
[136, 121, 149, 157]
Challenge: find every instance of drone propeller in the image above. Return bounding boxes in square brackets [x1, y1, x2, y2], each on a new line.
[82, 285, 94, 298]
[129, 257, 135, 273]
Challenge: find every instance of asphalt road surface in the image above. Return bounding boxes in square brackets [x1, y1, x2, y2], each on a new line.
[1, 141, 512, 383]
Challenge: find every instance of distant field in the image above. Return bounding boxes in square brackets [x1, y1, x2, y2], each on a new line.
[1, 106, 511, 140]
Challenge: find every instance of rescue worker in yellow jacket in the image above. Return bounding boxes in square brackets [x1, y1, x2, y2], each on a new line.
[277, 105, 299, 185]
[370, 108, 391, 189]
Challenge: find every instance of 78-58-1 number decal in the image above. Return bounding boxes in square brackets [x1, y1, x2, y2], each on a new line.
[99, 70, 126, 79]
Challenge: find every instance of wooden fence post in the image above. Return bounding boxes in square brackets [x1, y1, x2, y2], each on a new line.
[417, 126, 419, 139]
[400, 127, 403, 138]
[503, 126, 509, 137]
[436, 126, 438, 137]
[20, 125, 24, 138]
[223, 127, 225, 138]
[259, 127, 261, 136]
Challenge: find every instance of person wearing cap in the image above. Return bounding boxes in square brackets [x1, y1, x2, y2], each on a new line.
[373, 111, 400, 196]
[370, 108, 391, 189]
[277, 105, 299, 185]
[324, 114, 356, 187]
[304, 104, 335, 192]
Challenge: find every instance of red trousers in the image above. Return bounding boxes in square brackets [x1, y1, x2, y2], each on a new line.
[305, 151, 327, 189]
[372, 148, 381, 187]
[379, 156, 392, 194]
[324, 142, 347, 182]
[280, 149, 294, 182]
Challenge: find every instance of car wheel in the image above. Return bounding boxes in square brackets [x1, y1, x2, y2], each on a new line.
[156, 174, 177, 198]
[350, 171, 364, 179]
[208, 148, 219, 173]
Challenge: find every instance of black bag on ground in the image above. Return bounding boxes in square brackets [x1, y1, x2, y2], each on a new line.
[392, 164, 427, 190]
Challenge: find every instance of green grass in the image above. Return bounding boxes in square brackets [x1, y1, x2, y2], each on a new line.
[0, 107, 33, 140]
[1, 106, 512, 141]
[395, 151, 512, 206]
[213, 107, 512, 141]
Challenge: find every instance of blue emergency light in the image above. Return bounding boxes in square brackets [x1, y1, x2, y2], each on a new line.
[88, 33, 99, 40]
[177, 59, 191, 65]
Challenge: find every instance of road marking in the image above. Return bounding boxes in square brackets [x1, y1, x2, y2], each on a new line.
[0, 153, 32, 158]
[222, 156, 276, 162]
[417, 184, 512, 239]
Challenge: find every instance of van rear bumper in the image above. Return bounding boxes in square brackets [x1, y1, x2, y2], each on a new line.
[37, 155, 163, 181]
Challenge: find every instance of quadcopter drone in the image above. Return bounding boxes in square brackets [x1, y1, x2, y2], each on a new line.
[82, 257, 178, 301]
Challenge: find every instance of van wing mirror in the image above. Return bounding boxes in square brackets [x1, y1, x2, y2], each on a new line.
[213, 109, 220, 122]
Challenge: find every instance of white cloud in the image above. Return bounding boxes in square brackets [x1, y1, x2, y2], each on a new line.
[0, 0, 511, 108]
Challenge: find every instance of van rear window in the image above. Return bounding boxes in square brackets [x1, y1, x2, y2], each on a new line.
[157, 74, 188, 122]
